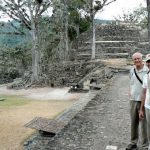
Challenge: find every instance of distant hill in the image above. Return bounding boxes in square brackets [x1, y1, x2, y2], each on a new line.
[0, 21, 30, 47]
[94, 19, 114, 24]
[0, 19, 113, 47]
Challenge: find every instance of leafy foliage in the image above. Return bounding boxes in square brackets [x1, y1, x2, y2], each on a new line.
[0, 43, 32, 83]
[114, 4, 148, 28]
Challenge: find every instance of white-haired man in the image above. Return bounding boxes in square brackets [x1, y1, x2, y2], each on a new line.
[126, 52, 148, 150]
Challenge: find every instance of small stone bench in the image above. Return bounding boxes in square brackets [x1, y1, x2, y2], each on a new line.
[103, 53, 129, 58]
[25, 117, 65, 136]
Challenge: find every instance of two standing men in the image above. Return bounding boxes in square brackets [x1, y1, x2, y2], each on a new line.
[127, 52, 149, 150]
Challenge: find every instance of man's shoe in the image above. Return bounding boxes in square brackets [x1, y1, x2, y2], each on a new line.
[126, 144, 137, 150]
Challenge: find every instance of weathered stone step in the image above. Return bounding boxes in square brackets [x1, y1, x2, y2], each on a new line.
[86, 40, 137, 44]
[83, 41, 137, 48]
[76, 52, 129, 60]
[76, 53, 91, 61]
[97, 47, 128, 53]
[77, 48, 129, 56]
[77, 48, 91, 52]
[95, 28, 140, 37]
[102, 53, 129, 58]
[78, 44, 138, 53]
[78, 47, 129, 53]
[97, 35, 140, 41]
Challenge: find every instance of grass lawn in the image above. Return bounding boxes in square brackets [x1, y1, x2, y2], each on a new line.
[0, 95, 75, 150]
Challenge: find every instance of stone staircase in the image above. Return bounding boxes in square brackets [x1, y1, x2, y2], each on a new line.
[75, 24, 148, 61]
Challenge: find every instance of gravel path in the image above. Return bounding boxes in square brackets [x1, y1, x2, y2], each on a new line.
[24, 73, 130, 150]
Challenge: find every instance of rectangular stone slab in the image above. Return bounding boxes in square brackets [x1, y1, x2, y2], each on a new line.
[25, 117, 65, 133]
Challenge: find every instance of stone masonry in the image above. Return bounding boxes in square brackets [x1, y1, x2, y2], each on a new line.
[75, 24, 149, 61]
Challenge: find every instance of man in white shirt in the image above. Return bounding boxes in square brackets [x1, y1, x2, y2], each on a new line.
[126, 52, 148, 150]
[139, 54, 150, 150]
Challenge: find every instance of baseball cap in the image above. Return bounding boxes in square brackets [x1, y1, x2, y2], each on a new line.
[145, 54, 150, 62]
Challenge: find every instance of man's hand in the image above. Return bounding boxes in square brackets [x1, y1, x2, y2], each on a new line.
[139, 110, 144, 120]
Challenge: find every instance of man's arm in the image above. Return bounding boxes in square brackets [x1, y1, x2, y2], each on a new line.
[139, 88, 146, 119]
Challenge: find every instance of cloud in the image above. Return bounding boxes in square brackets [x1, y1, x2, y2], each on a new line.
[95, 0, 146, 20]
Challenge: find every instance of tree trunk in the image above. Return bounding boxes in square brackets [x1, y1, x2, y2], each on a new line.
[147, 0, 150, 44]
[63, 0, 69, 60]
[28, 0, 40, 84]
[91, 17, 96, 59]
[76, 24, 80, 51]
[64, 16, 69, 60]
[59, 32, 64, 60]
[90, 0, 96, 60]
[31, 26, 40, 84]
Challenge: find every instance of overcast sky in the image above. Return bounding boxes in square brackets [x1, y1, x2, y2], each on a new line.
[95, 0, 147, 20]
[0, 0, 147, 22]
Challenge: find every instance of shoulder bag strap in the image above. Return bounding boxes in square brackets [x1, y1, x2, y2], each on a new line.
[147, 71, 150, 93]
[134, 68, 143, 84]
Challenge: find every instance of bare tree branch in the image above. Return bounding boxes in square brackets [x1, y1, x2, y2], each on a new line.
[0, 0, 52, 30]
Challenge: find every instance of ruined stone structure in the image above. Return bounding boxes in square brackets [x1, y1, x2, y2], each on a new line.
[75, 24, 149, 61]
[10, 24, 149, 88]
[45, 24, 149, 88]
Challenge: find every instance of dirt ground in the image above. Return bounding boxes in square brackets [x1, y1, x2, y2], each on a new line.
[0, 86, 83, 101]
[0, 85, 84, 150]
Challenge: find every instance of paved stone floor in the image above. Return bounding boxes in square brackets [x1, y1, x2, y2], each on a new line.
[24, 73, 131, 150]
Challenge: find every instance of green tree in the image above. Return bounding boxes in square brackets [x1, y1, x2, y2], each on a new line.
[115, 4, 148, 28]
[0, 0, 52, 84]
[49, 0, 91, 61]
[67, 0, 90, 51]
